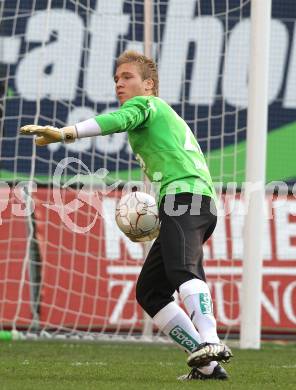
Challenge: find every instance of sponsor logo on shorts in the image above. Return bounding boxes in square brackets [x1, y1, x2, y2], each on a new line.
[169, 325, 199, 352]
[199, 293, 213, 314]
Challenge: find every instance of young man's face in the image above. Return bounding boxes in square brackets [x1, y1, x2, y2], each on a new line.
[114, 62, 153, 104]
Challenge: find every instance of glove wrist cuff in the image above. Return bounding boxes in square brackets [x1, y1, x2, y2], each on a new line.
[61, 126, 77, 143]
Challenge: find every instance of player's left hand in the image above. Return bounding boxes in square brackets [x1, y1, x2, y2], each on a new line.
[20, 125, 77, 146]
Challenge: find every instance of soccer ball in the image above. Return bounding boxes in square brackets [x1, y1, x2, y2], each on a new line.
[115, 191, 159, 240]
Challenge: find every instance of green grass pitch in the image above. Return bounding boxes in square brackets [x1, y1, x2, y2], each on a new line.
[0, 341, 295, 389]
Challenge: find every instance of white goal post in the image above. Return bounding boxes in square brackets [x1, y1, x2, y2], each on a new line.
[241, 0, 271, 349]
[0, 0, 277, 346]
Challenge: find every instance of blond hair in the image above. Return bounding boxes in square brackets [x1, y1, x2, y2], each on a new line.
[116, 50, 159, 96]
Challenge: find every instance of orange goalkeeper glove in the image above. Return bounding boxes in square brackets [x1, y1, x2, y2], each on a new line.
[20, 125, 77, 146]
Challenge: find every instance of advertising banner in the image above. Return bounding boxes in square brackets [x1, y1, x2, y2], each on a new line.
[1, 187, 295, 333]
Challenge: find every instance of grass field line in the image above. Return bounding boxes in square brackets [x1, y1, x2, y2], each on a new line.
[0, 341, 295, 389]
[19, 359, 183, 367]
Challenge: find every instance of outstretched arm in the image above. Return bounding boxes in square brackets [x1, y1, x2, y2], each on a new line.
[20, 97, 150, 146]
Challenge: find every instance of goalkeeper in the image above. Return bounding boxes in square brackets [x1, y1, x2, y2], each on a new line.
[20, 50, 232, 381]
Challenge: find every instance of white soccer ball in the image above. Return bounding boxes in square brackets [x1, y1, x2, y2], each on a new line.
[115, 191, 159, 239]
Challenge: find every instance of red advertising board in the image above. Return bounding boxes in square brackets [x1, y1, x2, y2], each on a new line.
[0, 187, 295, 333]
[0, 189, 33, 326]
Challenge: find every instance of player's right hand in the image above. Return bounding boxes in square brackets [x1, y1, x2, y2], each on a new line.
[20, 125, 77, 146]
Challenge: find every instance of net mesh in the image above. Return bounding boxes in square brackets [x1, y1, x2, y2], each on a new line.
[0, 0, 276, 341]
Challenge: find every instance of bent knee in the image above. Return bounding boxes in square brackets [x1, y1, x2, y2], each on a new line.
[166, 268, 200, 291]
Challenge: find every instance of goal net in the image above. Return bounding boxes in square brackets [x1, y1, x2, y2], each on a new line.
[1, 0, 292, 342]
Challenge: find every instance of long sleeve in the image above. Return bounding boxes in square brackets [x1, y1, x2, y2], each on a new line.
[95, 96, 151, 135]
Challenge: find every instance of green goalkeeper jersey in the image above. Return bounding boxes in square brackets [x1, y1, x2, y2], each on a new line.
[95, 96, 216, 202]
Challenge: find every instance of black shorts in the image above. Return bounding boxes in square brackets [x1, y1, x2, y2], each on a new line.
[136, 193, 217, 317]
